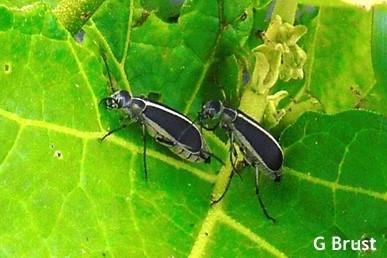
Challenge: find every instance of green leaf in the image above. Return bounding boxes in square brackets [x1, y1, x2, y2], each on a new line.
[87, 0, 226, 116]
[283, 111, 387, 253]
[371, 5, 387, 80]
[222, 110, 387, 257]
[0, 0, 59, 8]
[307, 7, 374, 112]
[273, 4, 387, 131]
[297, 0, 362, 7]
[364, 5, 387, 115]
[140, 0, 184, 22]
[0, 2, 224, 257]
[306, 5, 375, 112]
[1, 1, 386, 258]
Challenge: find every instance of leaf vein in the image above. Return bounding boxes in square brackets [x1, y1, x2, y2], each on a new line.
[46, 187, 78, 240]
[286, 168, 387, 201]
[218, 211, 288, 258]
[67, 41, 104, 131]
[188, 208, 219, 258]
[128, 155, 150, 258]
[81, 188, 116, 258]
[0, 125, 23, 171]
[137, 194, 194, 238]
[121, 0, 134, 66]
[335, 130, 364, 184]
[90, 22, 131, 92]
[0, 108, 215, 183]
[183, 0, 226, 115]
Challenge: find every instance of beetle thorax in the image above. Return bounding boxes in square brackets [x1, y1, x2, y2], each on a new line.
[221, 108, 237, 125]
[127, 98, 146, 117]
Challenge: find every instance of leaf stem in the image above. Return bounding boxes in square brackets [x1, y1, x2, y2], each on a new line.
[54, 0, 106, 35]
[272, 0, 298, 24]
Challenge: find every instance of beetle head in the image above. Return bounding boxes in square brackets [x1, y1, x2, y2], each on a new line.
[200, 100, 224, 121]
[102, 90, 131, 109]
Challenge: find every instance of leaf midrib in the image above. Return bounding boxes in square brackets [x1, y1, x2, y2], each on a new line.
[0, 107, 216, 183]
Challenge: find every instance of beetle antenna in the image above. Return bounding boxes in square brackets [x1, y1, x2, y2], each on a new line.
[220, 88, 227, 103]
[101, 52, 117, 93]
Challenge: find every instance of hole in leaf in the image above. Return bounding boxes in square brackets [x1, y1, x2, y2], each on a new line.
[167, 14, 179, 23]
[4, 63, 11, 74]
[242, 70, 250, 84]
[53, 150, 63, 159]
[74, 30, 85, 43]
[147, 92, 161, 102]
[133, 10, 150, 27]
[80, 11, 91, 21]
[239, 11, 248, 21]
[255, 30, 265, 40]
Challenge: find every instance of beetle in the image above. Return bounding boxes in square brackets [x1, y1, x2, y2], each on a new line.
[98, 53, 222, 180]
[100, 90, 218, 180]
[199, 100, 283, 222]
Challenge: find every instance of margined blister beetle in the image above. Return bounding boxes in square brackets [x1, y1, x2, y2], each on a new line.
[99, 56, 222, 180]
[199, 100, 283, 222]
[101, 90, 213, 180]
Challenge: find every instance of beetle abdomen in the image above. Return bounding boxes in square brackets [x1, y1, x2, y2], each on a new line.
[233, 113, 283, 171]
[144, 104, 203, 152]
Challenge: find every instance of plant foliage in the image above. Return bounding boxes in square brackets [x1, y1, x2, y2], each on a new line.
[0, 0, 386, 257]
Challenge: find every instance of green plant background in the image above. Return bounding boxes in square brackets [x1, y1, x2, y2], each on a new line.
[0, 0, 386, 257]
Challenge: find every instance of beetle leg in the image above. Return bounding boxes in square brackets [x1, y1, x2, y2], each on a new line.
[141, 124, 149, 181]
[235, 159, 248, 171]
[211, 133, 239, 204]
[211, 170, 234, 205]
[229, 145, 239, 177]
[255, 167, 276, 223]
[202, 150, 224, 165]
[100, 124, 128, 141]
[229, 132, 242, 180]
[119, 114, 134, 124]
[154, 133, 175, 147]
[100, 118, 135, 142]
